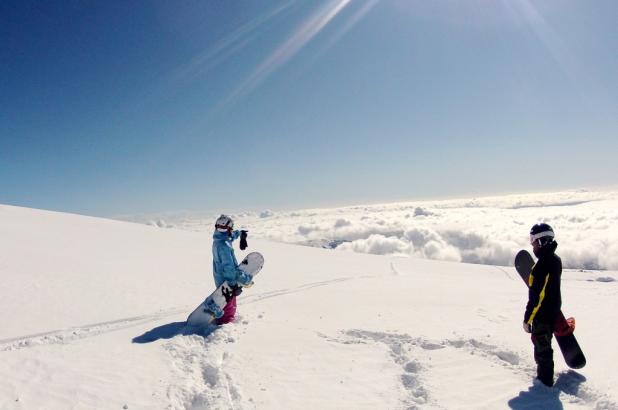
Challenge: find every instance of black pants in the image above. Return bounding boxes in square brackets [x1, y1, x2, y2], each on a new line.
[531, 322, 554, 386]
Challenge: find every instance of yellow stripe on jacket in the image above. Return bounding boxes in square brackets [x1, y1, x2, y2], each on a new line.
[528, 262, 537, 287]
[527, 273, 550, 325]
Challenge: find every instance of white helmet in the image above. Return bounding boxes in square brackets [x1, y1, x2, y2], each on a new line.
[530, 223, 555, 247]
[215, 214, 234, 232]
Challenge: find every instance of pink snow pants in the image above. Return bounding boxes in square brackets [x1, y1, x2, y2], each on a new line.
[216, 296, 237, 325]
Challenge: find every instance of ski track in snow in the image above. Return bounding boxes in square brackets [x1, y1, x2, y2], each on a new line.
[390, 261, 401, 276]
[0, 276, 358, 352]
[495, 265, 516, 281]
[328, 330, 617, 410]
[239, 276, 358, 305]
[0, 277, 359, 352]
[0, 307, 188, 351]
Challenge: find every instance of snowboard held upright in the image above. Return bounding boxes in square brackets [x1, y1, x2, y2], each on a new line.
[187, 252, 264, 327]
[514, 250, 586, 369]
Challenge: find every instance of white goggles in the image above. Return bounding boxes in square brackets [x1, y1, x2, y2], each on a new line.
[530, 231, 554, 244]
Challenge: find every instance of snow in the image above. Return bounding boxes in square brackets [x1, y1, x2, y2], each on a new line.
[1, 203, 618, 409]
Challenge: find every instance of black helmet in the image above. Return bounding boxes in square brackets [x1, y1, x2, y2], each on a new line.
[530, 223, 555, 247]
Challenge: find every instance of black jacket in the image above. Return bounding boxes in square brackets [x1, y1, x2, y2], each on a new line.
[524, 241, 562, 326]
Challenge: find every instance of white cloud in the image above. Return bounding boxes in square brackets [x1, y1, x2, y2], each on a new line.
[151, 189, 618, 270]
[298, 224, 321, 236]
[420, 240, 461, 262]
[338, 234, 411, 256]
[149, 219, 174, 229]
[260, 210, 275, 218]
[334, 218, 352, 228]
[414, 207, 433, 217]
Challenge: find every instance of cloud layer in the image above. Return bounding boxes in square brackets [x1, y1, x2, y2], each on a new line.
[136, 189, 618, 270]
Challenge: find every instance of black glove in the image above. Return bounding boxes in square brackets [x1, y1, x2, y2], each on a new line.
[222, 285, 235, 302]
[240, 230, 248, 250]
[222, 284, 243, 301]
[523, 321, 532, 333]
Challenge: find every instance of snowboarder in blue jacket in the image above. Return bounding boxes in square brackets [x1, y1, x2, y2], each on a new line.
[212, 215, 251, 324]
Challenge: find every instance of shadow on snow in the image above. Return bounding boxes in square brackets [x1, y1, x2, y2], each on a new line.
[132, 321, 217, 343]
[508, 371, 586, 410]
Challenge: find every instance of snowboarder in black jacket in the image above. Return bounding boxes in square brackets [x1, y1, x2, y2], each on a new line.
[523, 223, 562, 387]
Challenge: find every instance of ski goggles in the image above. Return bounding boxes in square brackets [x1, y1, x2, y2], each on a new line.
[530, 230, 554, 244]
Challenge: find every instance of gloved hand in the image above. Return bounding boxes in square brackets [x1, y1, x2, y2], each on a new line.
[523, 321, 532, 333]
[237, 271, 254, 287]
[240, 230, 248, 250]
[221, 285, 236, 303]
[222, 284, 243, 301]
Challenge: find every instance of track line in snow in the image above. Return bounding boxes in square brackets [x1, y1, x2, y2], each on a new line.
[390, 261, 401, 276]
[240, 276, 355, 305]
[0, 307, 188, 351]
[495, 266, 516, 281]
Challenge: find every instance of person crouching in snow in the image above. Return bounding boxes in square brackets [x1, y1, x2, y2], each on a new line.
[523, 223, 562, 387]
[212, 214, 251, 325]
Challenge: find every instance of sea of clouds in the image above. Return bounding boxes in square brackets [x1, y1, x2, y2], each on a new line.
[129, 189, 618, 270]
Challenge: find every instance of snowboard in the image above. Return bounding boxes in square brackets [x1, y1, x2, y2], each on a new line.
[187, 252, 264, 327]
[514, 250, 586, 369]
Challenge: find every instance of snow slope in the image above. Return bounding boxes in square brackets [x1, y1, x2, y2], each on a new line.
[1, 204, 617, 409]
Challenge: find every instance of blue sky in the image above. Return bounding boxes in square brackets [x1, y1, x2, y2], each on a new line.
[1, 0, 617, 217]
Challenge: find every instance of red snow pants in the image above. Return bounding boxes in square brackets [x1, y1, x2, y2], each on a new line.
[216, 296, 237, 325]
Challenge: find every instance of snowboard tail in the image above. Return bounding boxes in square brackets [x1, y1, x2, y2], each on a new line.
[514, 250, 586, 369]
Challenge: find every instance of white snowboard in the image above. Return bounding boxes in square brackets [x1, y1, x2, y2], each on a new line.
[187, 252, 264, 327]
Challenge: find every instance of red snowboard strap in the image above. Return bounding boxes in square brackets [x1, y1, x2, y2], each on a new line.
[554, 312, 576, 336]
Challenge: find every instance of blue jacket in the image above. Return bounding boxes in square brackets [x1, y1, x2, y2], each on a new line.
[212, 230, 241, 287]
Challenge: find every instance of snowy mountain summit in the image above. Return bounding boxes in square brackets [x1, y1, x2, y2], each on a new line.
[1, 204, 617, 409]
